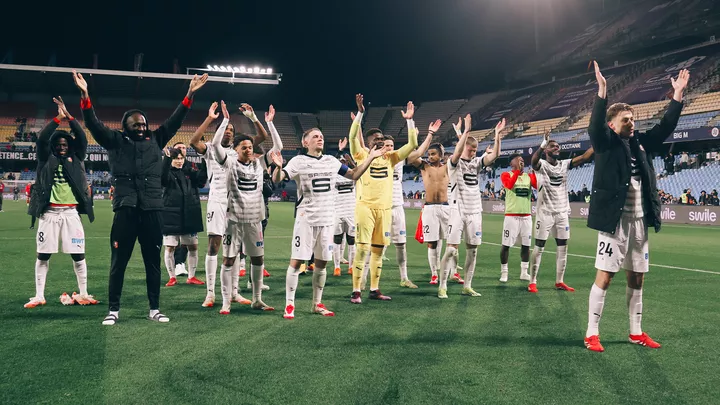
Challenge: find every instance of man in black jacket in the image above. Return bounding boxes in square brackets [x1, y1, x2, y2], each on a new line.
[161, 145, 206, 287]
[584, 61, 689, 352]
[25, 97, 97, 309]
[73, 70, 208, 325]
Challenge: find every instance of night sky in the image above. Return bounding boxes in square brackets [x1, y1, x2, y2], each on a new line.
[1, 0, 603, 111]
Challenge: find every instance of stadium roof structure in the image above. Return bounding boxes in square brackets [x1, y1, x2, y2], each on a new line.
[0, 64, 279, 103]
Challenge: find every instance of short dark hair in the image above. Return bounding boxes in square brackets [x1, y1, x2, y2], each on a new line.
[383, 135, 395, 142]
[509, 153, 522, 162]
[173, 141, 185, 147]
[365, 128, 383, 141]
[606, 103, 634, 122]
[233, 133, 253, 148]
[216, 120, 235, 133]
[428, 143, 444, 155]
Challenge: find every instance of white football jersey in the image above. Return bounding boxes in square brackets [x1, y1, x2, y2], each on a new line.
[284, 154, 346, 227]
[392, 162, 405, 208]
[334, 174, 356, 219]
[223, 154, 269, 224]
[450, 154, 487, 215]
[201, 146, 237, 204]
[535, 159, 571, 215]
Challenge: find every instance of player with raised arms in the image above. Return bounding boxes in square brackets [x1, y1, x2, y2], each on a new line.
[584, 61, 688, 352]
[273, 125, 383, 319]
[528, 131, 594, 293]
[349, 94, 419, 303]
[446, 114, 504, 297]
[211, 101, 282, 315]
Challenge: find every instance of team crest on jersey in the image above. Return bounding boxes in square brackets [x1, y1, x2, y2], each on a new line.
[328, 245, 334, 251]
[385, 232, 390, 237]
[475, 232, 481, 236]
[645, 253, 649, 260]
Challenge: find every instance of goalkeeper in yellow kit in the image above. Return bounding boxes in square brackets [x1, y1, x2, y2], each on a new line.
[349, 94, 418, 303]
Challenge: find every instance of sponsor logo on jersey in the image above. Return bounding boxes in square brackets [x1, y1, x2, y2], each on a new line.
[256, 241, 263, 247]
[71, 238, 84, 244]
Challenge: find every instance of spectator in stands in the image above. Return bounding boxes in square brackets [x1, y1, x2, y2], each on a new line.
[680, 189, 688, 204]
[664, 152, 674, 174]
[711, 190, 719, 206]
[13, 185, 19, 200]
[699, 190, 708, 205]
[582, 184, 589, 198]
[686, 188, 696, 205]
[680, 151, 689, 169]
[0, 179, 4, 212]
[490, 179, 495, 191]
[73, 69, 208, 325]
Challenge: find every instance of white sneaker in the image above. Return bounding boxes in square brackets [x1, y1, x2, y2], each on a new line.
[175, 263, 187, 276]
[520, 272, 531, 281]
[499, 271, 509, 283]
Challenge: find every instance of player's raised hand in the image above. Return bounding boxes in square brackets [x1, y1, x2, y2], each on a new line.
[53, 96, 72, 120]
[464, 114, 472, 134]
[369, 145, 385, 159]
[188, 73, 209, 96]
[240, 103, 259, 122]
[269, 150, 283, 167]
[401, 101, 415, 120]
[72, 70, 89, 98]
[338, 137, 348, 151]
[221, 100, 229, 119]
[428, 119, 442, 134]
[208, 102, 219, 119]
[671, 69, 690, 91]
[163, 147, 172, 157]
[265, 104, 276, 122]
[452, 116, 462, 137]
[494, 118, 506, 136]
[350, 112, 356, 121]
[355, 94, 365, 113]
[593, 60, 607, 92]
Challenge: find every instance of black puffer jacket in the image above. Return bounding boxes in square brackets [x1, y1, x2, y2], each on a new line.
[161, 158, 206, 235]
[81, 98, 191, 212]
[29, 118, 94, 222]
[587, 96, 682, 234]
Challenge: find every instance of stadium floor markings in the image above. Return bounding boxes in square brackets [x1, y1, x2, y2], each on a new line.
[481, 241, 720, 276]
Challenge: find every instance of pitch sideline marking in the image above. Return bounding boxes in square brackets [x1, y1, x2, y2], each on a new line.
[481, 241, 720, 276]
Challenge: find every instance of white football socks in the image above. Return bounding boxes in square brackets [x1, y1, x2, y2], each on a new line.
[251, 263, 264, 302]
[205, 254, 218, 296]
[285, 265, 301, 305]
[348, 244, 356, 270]
[556, 245, 568, 284]
[587, 284, 607, 337]
[333, 242, 342, 269]
[396, 244, 408, 281]
[464, 247, 477, 289]
[531, 246, 544, 284]
[439, 246, 457, 290]
[521, 261, 530, 277]
[232, 259, 240, 297]
[428, 247, 438, 277]
[72, 259, 88, 296]
[164, 249, 175, 278]
[187, 249, 198, 278]
[220, 264, 234, 306]
[312, 265, 327, 305]
[34, 259, 49, 299]
[627, 287, 643, 336]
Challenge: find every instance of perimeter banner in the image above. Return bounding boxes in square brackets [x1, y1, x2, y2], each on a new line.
[402, 200, 719, 226]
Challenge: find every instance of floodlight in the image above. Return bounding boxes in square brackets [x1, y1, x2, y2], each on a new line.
[253, 67, 260, 73]
[267, 68, 273, 74]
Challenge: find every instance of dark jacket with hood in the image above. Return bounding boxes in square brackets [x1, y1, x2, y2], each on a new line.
[29, 118, 94, 221]
[587, 95, 683, 234]
[80, 97, 192, 211]
[161, 158, 206, 235]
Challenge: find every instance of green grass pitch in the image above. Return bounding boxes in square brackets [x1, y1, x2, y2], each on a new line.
[0, 200, 718, 404]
